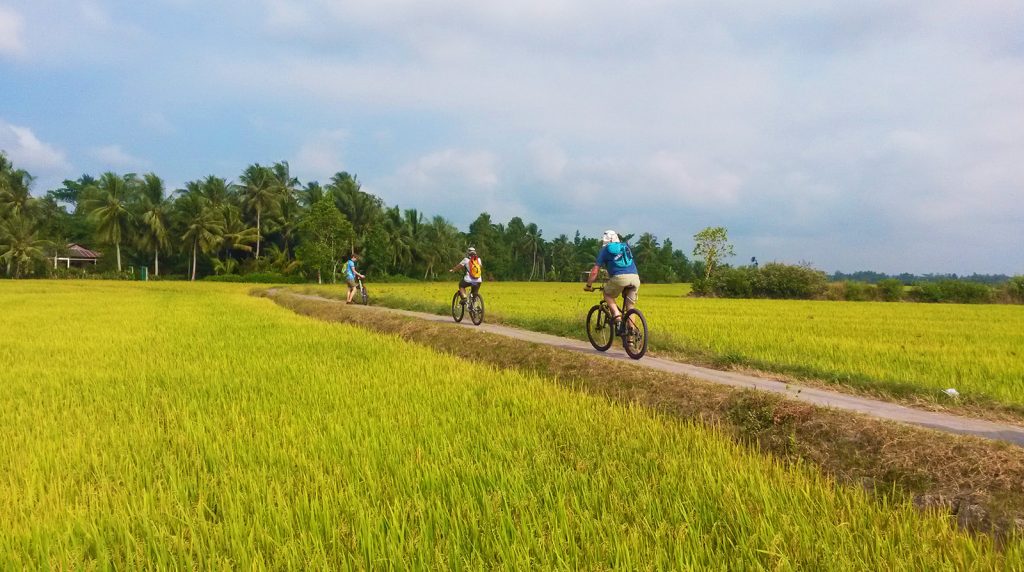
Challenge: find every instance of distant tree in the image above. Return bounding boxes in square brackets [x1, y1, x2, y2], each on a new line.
[327, 171, 383, 254]
[48, 174, 97, 212]
[239, 164, 280, 260]
[693, 226, 734, 281]
[219, 205, 259, 270]
[296, 197, 353, 283]
[0, 163, 38, 220]
[420, 216, 460, 280]
[522, 222, 544, 281]
[299, 181, 324, 208]
[85, 172, 138, 272]
[0, 216, 52, 278]
[383, 206, 414, 272]
[136, 173, 172, 276]
[177, 186, 225, 281]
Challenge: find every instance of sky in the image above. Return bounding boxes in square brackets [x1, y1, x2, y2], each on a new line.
[1, 1, 1022, 275]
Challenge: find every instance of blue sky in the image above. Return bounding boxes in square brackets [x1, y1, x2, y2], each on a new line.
[1, 1, 1022, 274]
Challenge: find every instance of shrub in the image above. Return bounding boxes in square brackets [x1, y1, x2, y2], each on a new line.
[753, 263, 828, 299]
[824, 282, 846, 301]
[877, 279, 905, 302]
[709, 266, 755, 298]
[694, 263, 827, 300]
[998, 276, 1024, 304]
[909, 280, 993, 304]
[842, 281, 876, 302]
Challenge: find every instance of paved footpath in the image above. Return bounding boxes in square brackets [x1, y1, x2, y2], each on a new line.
[287, 291, 1024, 447]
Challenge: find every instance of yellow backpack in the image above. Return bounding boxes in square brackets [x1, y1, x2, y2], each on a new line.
[468, 256, 482, 279]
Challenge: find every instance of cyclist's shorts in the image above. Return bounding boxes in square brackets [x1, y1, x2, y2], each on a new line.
[346, 278, 356, 288]
[459, 279, 481, 294]
[606, 273, 640, 304]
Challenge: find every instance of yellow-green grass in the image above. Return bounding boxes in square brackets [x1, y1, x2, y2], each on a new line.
[314, 281, 1024, 411]
[1, 281, 1020, 569]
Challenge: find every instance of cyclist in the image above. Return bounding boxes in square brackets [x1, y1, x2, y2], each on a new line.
[584, 230, 639, 333]
[449, 247, 483, 303]
[344, 252, 366, 304]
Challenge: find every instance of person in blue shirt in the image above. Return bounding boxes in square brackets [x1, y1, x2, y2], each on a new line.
[344, 252, 365, 304]
[584, 230, 640, 333]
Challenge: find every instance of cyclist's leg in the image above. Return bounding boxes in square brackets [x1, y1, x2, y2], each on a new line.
[604, 276, 626, 321]
[470, 282, 481, 296]
[622, 276, 640, 328]
[346, 278, 356, 302]
[458, 279, 470, 301]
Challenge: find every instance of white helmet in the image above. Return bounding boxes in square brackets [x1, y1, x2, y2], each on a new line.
[467, 246, 477, 255]
[601, 230, 620, 244]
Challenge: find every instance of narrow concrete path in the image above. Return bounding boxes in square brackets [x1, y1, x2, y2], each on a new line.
[284, 291, 1024, 447]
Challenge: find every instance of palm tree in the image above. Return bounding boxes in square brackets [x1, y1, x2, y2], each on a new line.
[0, 165, 38, 220]
[85, 172, 137, 272]
[0, 216, 53, 278]
[521, 222, 544, 281]
[328, 171, 382, 253]
[177, 186, 225, 281]
[299, 181, 324, 207]
[198, 175, 233, 210]
[384, 206, 414, 273]
[239, 164, 280, 260]
[219, 205, 259, 268]
[420, 216, 460, 280]
[270, 190, 302, 261]
[136, 173, 172, 276]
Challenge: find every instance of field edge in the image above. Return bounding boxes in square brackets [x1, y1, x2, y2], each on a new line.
[261, 287, 1024, 542]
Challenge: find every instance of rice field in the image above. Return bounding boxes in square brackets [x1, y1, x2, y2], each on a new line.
[326, 281, 1024, 410]
[2, 280, 1020, 568]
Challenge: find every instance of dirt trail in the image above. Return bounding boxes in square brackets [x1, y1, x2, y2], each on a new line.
[282, 290, 1024, 448]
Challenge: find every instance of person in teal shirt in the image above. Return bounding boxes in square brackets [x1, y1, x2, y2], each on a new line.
[344, 253, 365, 304]
[584, 230, 640, 333]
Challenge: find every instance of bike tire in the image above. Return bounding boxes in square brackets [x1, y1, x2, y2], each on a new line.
[586, 304, 614, 351]
[360, 286, 369, 305]
[451, 292, 465, 323]
[469, 294, 485, 325]
[622, 308, 648, 359]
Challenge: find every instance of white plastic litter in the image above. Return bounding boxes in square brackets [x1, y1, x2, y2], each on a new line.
[943, 388, 960, 398]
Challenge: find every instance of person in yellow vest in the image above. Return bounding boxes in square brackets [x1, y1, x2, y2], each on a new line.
[449, 247, 483, 303]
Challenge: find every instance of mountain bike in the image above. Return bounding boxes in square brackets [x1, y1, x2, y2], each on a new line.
[353, 278, 369, 305]
[585, 285, 648, 359]
[451, 289, 485, 326]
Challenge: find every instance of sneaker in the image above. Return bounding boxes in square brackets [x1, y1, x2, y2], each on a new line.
[614, 317, 625, 336]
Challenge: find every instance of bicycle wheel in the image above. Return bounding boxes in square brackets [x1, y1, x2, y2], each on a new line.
[451, 292, 465, 323]
[469, 294, 485, 325]
[360, 285, 369, 305]
[622, 308, 648, 359]
[586, 304, 614, 351]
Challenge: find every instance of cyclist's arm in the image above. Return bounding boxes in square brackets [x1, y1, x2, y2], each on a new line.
[584, 264, 601, 290]
[449, 262, 464, 273]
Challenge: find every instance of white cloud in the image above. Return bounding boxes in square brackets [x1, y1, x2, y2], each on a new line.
[292, 129, 348, 183]
[0, 5, 26, 57]
[0, 119, 70, 173]
[527, 139, 568, 183]
[139, 112, 175, 135]
[400, 149, 499, 189]
[376, 148, 522, 224]
[262, 0, 311, 34]
[89, 145, 149, 170]
[78, 0, 114, 31]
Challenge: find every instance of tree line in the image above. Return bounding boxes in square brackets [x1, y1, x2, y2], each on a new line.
[0, 152, 699, 283]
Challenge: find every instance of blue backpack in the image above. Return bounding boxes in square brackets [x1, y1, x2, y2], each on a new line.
[606, 242, 633, 268]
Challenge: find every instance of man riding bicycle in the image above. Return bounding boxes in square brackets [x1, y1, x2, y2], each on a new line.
[344, 252, 366, 304]
[450, 247, 483, 302]
[584, 230, 639, 334]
